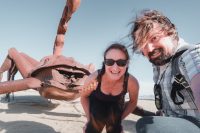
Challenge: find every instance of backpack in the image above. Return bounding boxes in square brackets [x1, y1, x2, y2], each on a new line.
[154, 45, 192, 110]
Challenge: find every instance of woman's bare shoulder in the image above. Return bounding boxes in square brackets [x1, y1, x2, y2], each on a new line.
[127, 74, 139, 90]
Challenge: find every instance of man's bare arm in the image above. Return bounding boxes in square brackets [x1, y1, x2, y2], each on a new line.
[191, 73, 200, 111]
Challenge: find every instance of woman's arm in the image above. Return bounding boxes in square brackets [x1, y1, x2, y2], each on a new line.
[80, 71, 98, 121]
[80, 96, 90, 121]
[121, 75, 139, 120]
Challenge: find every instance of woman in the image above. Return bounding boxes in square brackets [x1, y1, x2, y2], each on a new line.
[0, 48, 94, 101]
[81, 43, 139, 133]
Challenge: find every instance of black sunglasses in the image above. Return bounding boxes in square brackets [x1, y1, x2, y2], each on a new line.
[154, 84, 163, 110]
[104, 59, 127, 67]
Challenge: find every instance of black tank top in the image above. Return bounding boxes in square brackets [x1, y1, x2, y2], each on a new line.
[90, 71, 129, 102]
[89, 71, 129, 122]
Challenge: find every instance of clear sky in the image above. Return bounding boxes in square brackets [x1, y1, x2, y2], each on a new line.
[1, 0, 200, 96]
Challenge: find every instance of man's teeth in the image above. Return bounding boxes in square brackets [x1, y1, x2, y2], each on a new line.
[151, 51, 160, 58]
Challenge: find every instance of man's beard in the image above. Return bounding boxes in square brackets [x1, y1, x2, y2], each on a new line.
[148, 48, 171, 66]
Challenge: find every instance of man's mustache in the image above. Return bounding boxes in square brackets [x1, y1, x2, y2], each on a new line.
[148, 48, 163, 58]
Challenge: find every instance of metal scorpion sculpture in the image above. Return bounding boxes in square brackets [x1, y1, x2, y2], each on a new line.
[0, 0, 95, 102]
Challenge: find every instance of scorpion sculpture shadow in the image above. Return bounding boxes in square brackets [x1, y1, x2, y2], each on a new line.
[0, 0, 95, 102]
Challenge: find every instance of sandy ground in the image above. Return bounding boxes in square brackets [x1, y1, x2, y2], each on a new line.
[0, 90, 157, 133]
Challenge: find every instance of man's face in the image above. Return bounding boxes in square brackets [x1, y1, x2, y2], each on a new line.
[139, 26, 176, 66]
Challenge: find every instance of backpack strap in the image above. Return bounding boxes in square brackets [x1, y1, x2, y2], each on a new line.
[171, 44, 192, 75]
[171, 49, 187, 74]
[171, 47, 190, 105]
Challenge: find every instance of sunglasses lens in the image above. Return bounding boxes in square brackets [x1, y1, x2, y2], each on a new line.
[104, 59, 115, 66]
[154, 84, 162, 110]
[116, 59, 127, 67]
[155, 100, 161, 109]
[104, 59, 127, 67]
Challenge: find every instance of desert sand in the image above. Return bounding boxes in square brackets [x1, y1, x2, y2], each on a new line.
[0, 90, 157, 133]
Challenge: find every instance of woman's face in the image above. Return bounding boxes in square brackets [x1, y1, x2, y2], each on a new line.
[104, 49, 128, 81]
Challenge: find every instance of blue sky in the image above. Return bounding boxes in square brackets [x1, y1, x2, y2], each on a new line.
[1, 0, 200, 96]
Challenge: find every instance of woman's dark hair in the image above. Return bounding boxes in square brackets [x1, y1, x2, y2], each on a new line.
[97, 43, 130, 82]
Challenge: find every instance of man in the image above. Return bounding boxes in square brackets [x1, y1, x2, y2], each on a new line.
[131, 9, 200, 132]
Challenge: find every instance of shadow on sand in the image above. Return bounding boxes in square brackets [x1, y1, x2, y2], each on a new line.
[0, 120, 58, 133]
[0, 95, 81, 118]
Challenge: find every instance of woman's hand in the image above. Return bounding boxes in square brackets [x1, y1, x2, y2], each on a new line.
[82, 122, 88, 133]
[80, 80, 98, 97]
